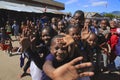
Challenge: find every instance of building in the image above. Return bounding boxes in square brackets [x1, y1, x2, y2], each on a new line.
[0, 0, 65, 27]
[0, 0, 65, 14]
[84, 12, 102, 18]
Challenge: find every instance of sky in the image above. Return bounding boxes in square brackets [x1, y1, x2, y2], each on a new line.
[55, 0, 120, 15]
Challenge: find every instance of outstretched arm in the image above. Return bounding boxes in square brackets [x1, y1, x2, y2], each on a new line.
[43, 60, 56, 79]
[43, 57, 94, 80]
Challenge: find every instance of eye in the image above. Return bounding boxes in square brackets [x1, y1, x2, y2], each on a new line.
[55, 47, 59, 50]
[61, 46, 67, 50]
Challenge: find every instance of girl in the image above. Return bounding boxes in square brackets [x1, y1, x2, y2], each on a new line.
[57, 20, 66, 34]
[30, 27, 55, 80]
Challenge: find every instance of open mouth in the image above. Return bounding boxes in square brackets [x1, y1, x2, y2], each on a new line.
[56, 53, 66, 61]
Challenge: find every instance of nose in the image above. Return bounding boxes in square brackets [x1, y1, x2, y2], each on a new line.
[57, 49, 63, 54]
[44, 36, 50, 40]
[90, 41, 94, 45]
[73, 34, 78, 39]
[44, 36, 47, 39]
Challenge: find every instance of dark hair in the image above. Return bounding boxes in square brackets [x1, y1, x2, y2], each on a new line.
[50, 34, 66, 45]
[73, 10, 84, 19]
[66, 24, 80, 34]
[41, 26, 56, 37]
[58, 20, 65, 27]
[92, 19, 98, 24]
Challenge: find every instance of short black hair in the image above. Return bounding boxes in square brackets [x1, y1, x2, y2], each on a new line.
[51, 34, 66, 45]
[66, 24, 80, 34]
[41, 26, 56, 37]
[73, 10, 84, 18]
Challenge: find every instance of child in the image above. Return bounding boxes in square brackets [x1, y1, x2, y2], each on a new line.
[81, 26, 102, 74]
[51, 17, 58, 33]
[19, 37, 45, 80]
[66, 25, 81, 44]
[57, 20, 66, 34]
[0, 28, 13, 56]
[30, 27, 55, 80]
[108, 20, 118, 63]
[90, 20, 99, 35]
[97, 33, 110, 71]
[66, 25, 93, 80]
[73, 10, 84, 28]
[114, 28, 120, 70]
[42, 34, 93, 80]
[36, 27, 55, 62]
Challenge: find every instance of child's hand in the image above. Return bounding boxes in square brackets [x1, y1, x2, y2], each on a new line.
[56, 34, 74, 47]
[81, 26, 91, 40]
[52, 57, 94, 80]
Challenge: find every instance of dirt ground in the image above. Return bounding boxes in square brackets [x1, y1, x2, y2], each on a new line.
[0, 37, 31, 80]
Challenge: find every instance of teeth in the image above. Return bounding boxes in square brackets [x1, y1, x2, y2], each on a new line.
[56, 53, 65, 58]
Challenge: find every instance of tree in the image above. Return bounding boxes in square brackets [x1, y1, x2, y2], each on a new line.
[103, 13, 115, 19]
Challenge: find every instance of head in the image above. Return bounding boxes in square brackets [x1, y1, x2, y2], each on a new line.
[26, 20, 30, 25]
[100, 20, 107, 29]
[1, 28, 6, 34]
[86, 33, 97, 47]
[67, 25, 81, 43]
[30, 22, 35, 27]
[6, 21, 9, 24]
[73, 10, 84, 25]
[50, 34, 74, 62]
[13, 20, 16, 24]
[51, 17, 57, 24]
[84, 19, 92, 27]
[41, 27, 54, 46]
[69, 17, 76, 25]
[57, 21, 66, 33]
[92, 19, 98, 28]
[109, 20, 117, 28]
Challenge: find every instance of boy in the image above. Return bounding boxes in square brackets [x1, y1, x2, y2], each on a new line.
[42, 34, 93, 80]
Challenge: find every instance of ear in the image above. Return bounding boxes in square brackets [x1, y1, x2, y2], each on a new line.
[50, 46, 54, 55]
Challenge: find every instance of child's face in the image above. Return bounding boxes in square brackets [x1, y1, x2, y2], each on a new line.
[73, 13, 83, 24]
[70, 18, 76, 25]
[51, 18, 57, 24]
[84, 19, 91, 27]
[42, 29, 51, 45]
[58, 21, 65, 32]
[86, 34, 97, 47]
[100, 20, 107, 28]
[50, 38, 69, 62]
[68, 27, 80, 42]
[110, 21, 116, 28]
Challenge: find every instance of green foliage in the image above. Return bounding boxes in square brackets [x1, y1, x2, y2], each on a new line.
[104, 13, 120, 18]
[103, 13, 115, 18]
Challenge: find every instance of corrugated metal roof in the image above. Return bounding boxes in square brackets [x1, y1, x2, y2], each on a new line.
[0, 1, 64, 14]
[84, 12, 102, 18]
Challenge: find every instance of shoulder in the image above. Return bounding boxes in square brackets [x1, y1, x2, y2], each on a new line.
[46, 54, 55, 61]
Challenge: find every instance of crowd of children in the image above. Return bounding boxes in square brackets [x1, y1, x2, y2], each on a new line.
[0, 10, 120, 80]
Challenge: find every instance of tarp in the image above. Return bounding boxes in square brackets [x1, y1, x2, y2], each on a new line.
[0, 1, 64, 14]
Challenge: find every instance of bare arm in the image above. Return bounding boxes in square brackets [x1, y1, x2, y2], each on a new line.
[43, 60, 55, 79]
[43, 57, 94, 80]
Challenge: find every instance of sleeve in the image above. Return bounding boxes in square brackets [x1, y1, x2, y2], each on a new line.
[46, 54, 55, 61]
[111, 35, 119, 50]
[12, 25, 14, 29]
